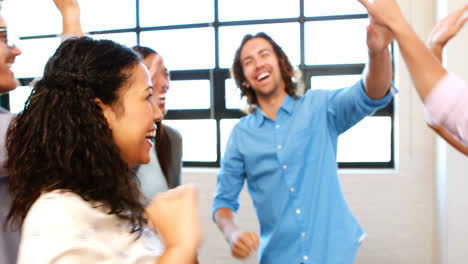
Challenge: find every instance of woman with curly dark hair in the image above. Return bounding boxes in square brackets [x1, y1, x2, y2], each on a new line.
[4, 37, 201, 263]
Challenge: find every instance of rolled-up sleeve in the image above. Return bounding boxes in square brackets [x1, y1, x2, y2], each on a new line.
[212, 125, 246, 222]
[328, 79, 397, 134]
[425, 73, 468, 145]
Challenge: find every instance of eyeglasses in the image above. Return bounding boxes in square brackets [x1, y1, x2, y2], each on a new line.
[0, 27, 17, 47]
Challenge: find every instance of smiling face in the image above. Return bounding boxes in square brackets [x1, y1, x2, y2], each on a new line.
[143, 53, 169, 115]
[102, 63, 163, 167]
[240, 37, 286, 101]
[0, 14, 21, 93]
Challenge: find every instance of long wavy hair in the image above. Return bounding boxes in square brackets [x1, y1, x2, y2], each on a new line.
[231, 32, 302, 112]
[131, 45, 174, 188]
[5, 37, 146, 234]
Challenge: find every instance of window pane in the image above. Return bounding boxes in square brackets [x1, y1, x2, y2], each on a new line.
[311, 74, 362, 90]
[12, 37, 61, 78]
[219, 23, 300, 69]
[140, 0, 213, 27]
[91, 33, 137, 48]
[305, 0, 366, 17]
[8, 86, 33, 114]
[163, 119, 217, 162]
[3, 0, 61, 36]
[140, 28, 215, 70]
[220, 119, 240, 158]
[337, 116, 391, 162]
[219, 0, 299, 21]
[80, 0, 136, 32]
[305, 19, 368, 65]
[166, 80, 211, 110]
[4, 0, 135, 36]
[225, 79, 247, 109]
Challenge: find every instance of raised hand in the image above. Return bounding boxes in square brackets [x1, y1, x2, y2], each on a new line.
[52, 0, 84, 36]
[427, 3, 468, 61]
[53, 0, 80, 16]
[366, 17, 395, 55]
[356, 0, 407, 31]
[145, 185, 202, 256]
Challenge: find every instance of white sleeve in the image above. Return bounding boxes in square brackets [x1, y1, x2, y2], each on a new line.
[17, 191, 163, 264]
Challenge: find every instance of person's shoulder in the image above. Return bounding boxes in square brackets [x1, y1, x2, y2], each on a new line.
[25, 190, 103, 226]
[293, 89, 331, 109]
[162, 123, 182, 140]
[303, 88, 333, 99]
[232, 114, 254, 131]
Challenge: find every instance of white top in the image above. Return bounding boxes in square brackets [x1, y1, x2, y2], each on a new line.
[137, 147, 168, 206]
[18, 190, 164, 264]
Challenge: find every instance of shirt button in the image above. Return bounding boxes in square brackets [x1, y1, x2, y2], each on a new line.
[290, 187, 295, 192]
[301, 232, 306, 237]
[277, 145, 282, 150]
[304, 256, 309, 260]
[296, 209, 301, 214]
[283, 165, 287, 170]
[276, 124, 280, 128]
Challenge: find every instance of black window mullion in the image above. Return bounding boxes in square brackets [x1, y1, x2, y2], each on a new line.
[0, 94, 9, 110]
[12, 1, 392, 169]
[136, 0, 141, 45]
[165, 109, 211, 120]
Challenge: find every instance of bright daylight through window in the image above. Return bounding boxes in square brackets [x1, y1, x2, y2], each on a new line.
[1, 0, 395, 168]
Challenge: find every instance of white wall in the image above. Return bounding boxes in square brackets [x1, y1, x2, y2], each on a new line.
[443, 0, 468, 263]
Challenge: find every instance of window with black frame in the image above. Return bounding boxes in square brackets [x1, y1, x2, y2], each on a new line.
[2, 0, 394, 169]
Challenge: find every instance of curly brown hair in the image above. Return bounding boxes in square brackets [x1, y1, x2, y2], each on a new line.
[231, 32, 300, 111]
[4, 37, 146, 234]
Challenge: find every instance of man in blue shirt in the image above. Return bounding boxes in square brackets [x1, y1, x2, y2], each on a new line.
[212, 20, 396, 264]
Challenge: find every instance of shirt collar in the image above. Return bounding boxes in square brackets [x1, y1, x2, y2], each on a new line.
[253, 94, 296, 127]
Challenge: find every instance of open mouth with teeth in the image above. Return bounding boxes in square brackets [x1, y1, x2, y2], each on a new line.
[257, 72, 270, 81]
[146, 130, 156, 141]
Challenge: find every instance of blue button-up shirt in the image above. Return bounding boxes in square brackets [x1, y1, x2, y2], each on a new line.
[212, 80, 396, 264]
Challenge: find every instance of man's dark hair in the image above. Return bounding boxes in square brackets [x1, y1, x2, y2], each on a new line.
[231, 32, 300, 110]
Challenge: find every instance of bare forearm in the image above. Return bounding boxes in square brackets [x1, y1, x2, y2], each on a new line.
[60, 7, 84, 36]
[429, 124, 468, 156]
[214, 208, 239, 241]
[364, 47, 393, 99]
[390, 19, 447, 101]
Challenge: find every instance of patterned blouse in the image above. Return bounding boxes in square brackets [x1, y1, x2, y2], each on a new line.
[17, 190, 164, 264]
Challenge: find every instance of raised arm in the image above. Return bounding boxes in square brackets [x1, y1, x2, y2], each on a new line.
[145, 185, 202, 264]
[428, 123, 468, 155]
[425, 5, 468, 155]
[362, 18, 394, 99]
[356, 0, 450, 101]
[53, 0, 84, 37]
